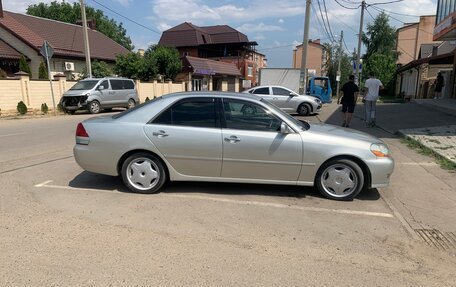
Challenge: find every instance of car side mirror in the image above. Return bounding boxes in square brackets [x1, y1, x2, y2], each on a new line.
[280, 122, 292, 134]
[98, 86, 105, 91]
[289, 92, 296, 97]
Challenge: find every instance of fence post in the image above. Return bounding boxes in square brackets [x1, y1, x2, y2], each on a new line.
[168, 80, 172, 94]
[153, 80, 158, 98]
[15, 71, 30, 106]
[135, 80, 141, 101]
[54, 73, 66, 104]
[181, 81, 186, 92]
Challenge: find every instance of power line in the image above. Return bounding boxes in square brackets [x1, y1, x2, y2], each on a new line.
[335, 0, 360, 9]
[368, 0, 404, 6]
[370, 6, 422, 17]
[89, 0, 161, 35]
[365, 6, 376, 20]
[322, 0, 336, 42]
[316, 0, 335, 43]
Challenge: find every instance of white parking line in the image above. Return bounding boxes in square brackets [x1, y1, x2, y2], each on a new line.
[0, 132, 26, 138]
[34, 180, 394, 218]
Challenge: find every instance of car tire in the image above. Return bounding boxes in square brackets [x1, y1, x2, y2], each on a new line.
[315, 159, 364, 201]
[88, 100, 101, 114]
[121, 153, 167, 194]
[127, 99, 136, 109]
[298, 103, 311, 116]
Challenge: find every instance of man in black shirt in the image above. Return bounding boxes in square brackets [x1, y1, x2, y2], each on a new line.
[339, 75, 359, 128]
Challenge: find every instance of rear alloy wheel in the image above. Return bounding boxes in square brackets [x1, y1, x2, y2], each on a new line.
[127, 99, 136, 109]
[298, 103, 311, 116]
[315, 159, 364, 201]
[121, 153, 166, 194]
[88, 100, 101, 114]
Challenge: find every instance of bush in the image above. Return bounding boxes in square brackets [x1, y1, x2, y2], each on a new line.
[145, 97, 150, 102]
[38, 61, 48, 79]
[41, 103, 49, 114]
[17, 101, 28, 115]
[19, 55, 32, 77]
[57, 103, 64, 112]
[0, 68, 7, 79]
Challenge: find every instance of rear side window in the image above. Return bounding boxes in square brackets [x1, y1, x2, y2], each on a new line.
[253, 87, 269, 95]
[110, 79, 124, 90]
[272, 87, 291, 96]
[153, 98, 216, 128]
[123, 80, 135, 90]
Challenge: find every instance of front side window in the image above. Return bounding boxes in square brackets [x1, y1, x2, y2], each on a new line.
[272, 87, 292, 96]
[252, 87, 270, 95]
[223, 99, 281, 132]
[153, 98, 216, 128]
[99, 80, 109, 90]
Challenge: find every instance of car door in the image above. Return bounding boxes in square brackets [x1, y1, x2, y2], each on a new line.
[251, 87, 274, 103]
[144, 97, 222, 177]
[109, 79, 123, 105]
[220, 98, 303, 181]
[271, 87, 297, 112]
[97, 80, 111, 105]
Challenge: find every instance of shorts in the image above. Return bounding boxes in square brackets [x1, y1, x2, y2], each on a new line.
[342, 103, 355, 113]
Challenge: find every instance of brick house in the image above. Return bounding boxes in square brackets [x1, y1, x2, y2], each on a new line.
[292, 39, 327, 77]
[159, 22, 266, 91]
[0, 6, 129, 79]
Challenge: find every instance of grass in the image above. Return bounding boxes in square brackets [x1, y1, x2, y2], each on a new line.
[400, 136, 456, 171]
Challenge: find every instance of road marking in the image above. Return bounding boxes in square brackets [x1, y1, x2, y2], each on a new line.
[34, 180, 394, 218]
[396, 162, 438, 166]
[0, 132, 25, 138]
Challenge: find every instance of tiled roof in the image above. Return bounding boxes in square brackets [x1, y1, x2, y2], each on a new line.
[0, 11, 130, 61]
[0, 38, 21, 59]
[159, 22, 251, 47]
[185, 56, 241, 76]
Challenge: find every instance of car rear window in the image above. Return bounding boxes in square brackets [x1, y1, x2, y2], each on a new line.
[123, 80, 135, 90]
[253, 87, 269, 95]
[112, 97, 162, 119]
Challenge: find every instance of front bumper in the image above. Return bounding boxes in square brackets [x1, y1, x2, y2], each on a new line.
[365, 157, 395, 188]
[61, 96, 88, 111]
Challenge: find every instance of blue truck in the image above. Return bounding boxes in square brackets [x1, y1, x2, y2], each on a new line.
[307, 76, 332, 103]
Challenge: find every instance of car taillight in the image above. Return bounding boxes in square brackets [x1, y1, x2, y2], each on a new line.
[76, 123, 90, 145]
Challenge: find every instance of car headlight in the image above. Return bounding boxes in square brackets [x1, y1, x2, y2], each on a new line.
[313, 98, 321, 103]
[370, 143, 390, 158]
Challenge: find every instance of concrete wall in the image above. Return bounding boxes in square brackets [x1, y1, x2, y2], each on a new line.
[0, 76, 186, 113]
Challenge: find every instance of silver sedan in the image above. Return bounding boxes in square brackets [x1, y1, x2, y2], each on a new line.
[243, 85, 322, 116]
[74, 92, 394, 201]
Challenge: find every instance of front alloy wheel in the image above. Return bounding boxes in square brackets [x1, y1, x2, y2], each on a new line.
[121, 153, 166, 194]
[88, 101, 100, 114]
[298, 103, 311, 116]
[315, 159, 364, 200]
[127, 99, 136, 109]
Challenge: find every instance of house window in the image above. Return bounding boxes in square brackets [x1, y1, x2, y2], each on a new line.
[247, 65, 254, 77]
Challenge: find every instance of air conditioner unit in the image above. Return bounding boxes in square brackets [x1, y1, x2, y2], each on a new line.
[64, 62, 75, 71]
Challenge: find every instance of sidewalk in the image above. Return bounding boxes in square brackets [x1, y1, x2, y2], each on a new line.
[350, 100, 456, 164]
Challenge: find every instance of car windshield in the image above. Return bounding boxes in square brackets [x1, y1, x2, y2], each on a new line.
[70, 80, 99, 90]
[260, 98, 309, 130]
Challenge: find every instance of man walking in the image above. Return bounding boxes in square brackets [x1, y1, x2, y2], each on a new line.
[363, 73, 383, 127]
[339, 75, 359, 128]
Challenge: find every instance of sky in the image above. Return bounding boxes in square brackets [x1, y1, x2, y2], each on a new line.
[4, 0, 438, 67]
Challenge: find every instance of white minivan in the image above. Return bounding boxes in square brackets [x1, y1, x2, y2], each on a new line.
[60, 77, 140, 114]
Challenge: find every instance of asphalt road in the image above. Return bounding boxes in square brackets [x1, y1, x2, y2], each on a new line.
[1, 108, 455, 286]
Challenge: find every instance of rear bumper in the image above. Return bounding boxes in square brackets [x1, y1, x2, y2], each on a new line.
[74, 144, 119, 176]
[365, 157, 395, 188]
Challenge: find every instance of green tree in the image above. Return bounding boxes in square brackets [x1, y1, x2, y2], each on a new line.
[27, 1, 133, 50]
[148, 45, 182, 80]
[38, 61, 48, 79]
[141, 50, 158, 82]
[19, 55, 32, 77]
[114, 52, 144, 79]
[362, 12, 397, 60]
[323, 43, 352, 93]
[365, 53, 397, 95]
[80, 60, 113, 78]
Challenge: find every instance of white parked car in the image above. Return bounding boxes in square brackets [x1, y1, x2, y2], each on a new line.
[244, 85, 322, 116]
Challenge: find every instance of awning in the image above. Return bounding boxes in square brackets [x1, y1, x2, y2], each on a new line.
[185, 56, 241, 76]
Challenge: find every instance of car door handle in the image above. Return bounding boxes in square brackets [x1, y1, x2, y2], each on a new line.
[273, 97, 278, 100]
[152, 130, 168, 137]
[224, 135, 240, 143]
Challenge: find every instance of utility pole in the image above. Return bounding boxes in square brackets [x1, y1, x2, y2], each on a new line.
[336, 30, 344, 102]
[299, 0, 312, 94]
[355, 0, 365, 86]
[80, 0, 92, 78]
